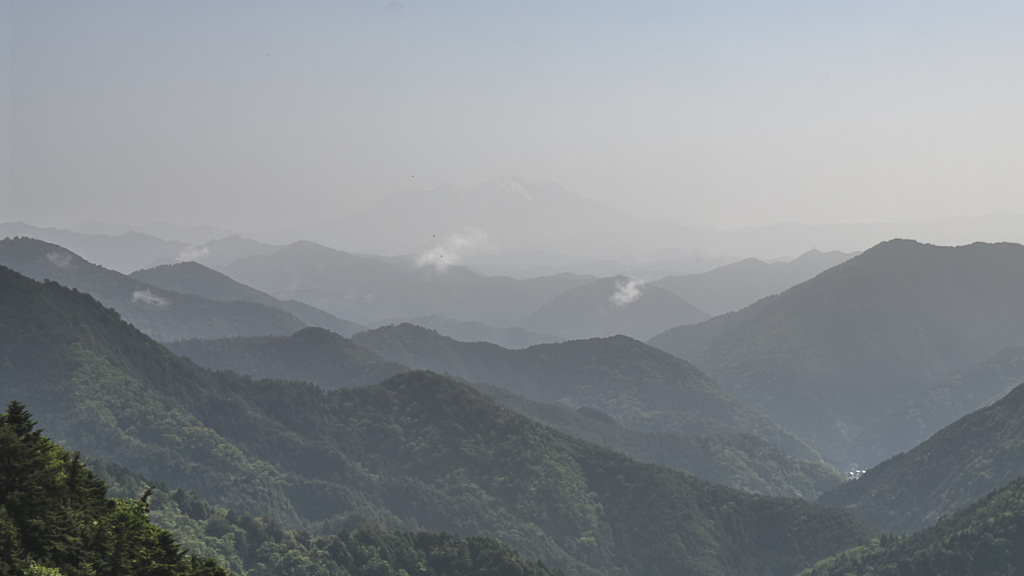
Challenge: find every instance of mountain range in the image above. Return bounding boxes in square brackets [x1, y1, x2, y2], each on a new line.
[131, 261, 366, 337]
[650, 239, 1024, 465]
[352, 323, 821, 462]
[0, 237, 307, 341]
[0, 263, 876, 576]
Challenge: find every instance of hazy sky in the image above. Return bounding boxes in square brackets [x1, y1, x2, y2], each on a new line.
[2, 1, 1023, 233]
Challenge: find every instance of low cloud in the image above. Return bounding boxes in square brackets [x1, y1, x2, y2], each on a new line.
[176, 245, 210, 262]
[610, 278, 645, 307]
[46, 251, 72, 267]
[132, 290, 169, 307]
[417, 229, 487, 272]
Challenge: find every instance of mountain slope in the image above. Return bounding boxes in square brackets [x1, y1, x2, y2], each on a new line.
[655, 249, 855, 317]
[166, 327, 406, 389]
[817, 380, 1024, 534]
[0, 264, 875, 576]
[165, 328, 841, 499]
[474, 382, 843, 500]
[132, 261, 365, 337]
[847, 346, 1024, 467]
[0, 237, 306, 341]
[802, 475, 1024, 575]
[650, 240, 1024, 465]
[353, 323, 821, 462]
[519, 276, 709, 341]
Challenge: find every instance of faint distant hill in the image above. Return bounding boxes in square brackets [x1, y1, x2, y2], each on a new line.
[1, 222, 188, 273]
[0, 237, 306, 341]
[847, 346, 1024, 467]
[286, 176, 712, 261]
[166, 327, 405, 388]
[650, 239, 1024, 465]
[519, 276, 709, 341]
[352, 323, 822, 462]
[70, 220, 235, 245]
[818, 380, 1024, 534]
[392, 315, 560, 348]
[655, 248, 855, 316]
[222, 240, 595, 326]
[132, 261, 365, 337]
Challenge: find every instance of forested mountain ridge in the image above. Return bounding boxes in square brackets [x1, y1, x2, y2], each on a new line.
[166, 328, 842, 499]
[649, 239, 1024, 465]
[0, 237, 306, 341]
[132, 261, 366, 337]
[0, 264, 875, 575]
[353, 323, 822, 462]
[474, 382, 843, 499]
[817, 380, 1024, 534]
[801, 475, 1024, 575]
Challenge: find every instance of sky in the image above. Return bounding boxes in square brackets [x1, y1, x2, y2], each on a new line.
[2, 0, 1023, 233]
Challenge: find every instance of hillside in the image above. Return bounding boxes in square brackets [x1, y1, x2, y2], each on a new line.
[132, 261, 366, 337]
[817, 381, 1024, 534]
[474, 383, 843, 500]
[0, 264, 875, 576]
[650, 240, 1024, 465]
[802, 475, 1024, 575]
[166, 328, 841, 499]
[519, 276, 710, 341]
[222, 240, 595, 327]
[654, 249, 854, 316]
[0, 237, 307, 341]
[352, 323, 821, 462]
[847, 346, 1024, 467]
[166, 328, 406, 389]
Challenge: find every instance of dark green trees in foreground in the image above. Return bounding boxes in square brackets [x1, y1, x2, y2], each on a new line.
[0, 400, 228, 576]
[0, 400, 567, 576]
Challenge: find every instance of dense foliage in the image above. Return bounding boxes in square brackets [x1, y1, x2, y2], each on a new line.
[0, 401, 229, 576]
[818, 380, 1024, 534]
[0, 237, 306, 341]
[352, 323, 821, 461]
[650, 239, 1024, 465]
[131, 261, 365, 337]
[802, 475, 1024, 575]
[92, 458, 566, 576]
[0, 265, 876, 575]
[167, 328, 406, 389]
